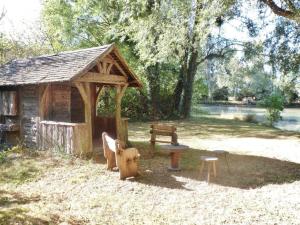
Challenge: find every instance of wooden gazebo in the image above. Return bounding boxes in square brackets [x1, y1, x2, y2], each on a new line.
[0, 44, 142, 155]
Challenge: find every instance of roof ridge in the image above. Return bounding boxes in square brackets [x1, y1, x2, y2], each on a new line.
[53, 43, 113, 55]
[11, 44, 114, 62]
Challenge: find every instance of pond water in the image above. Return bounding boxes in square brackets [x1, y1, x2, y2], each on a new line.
[199, 104, 300, 132]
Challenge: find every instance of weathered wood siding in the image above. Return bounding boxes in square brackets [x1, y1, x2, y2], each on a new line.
[38, 121, 89, 155]
[94, 116, 128, 144]
[0, 91, 18, 116]
[71, 87, 85, 123]
[20, 85, 39, 147]
[51, 84, 71, 122]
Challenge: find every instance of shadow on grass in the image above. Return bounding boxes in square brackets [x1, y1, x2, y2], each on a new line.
[0, 208, 50, 225]
[130, 142, 300, 190]
[0, 190, 47, 225]
[92, 141, 191, 190]
[129, 116, 300, 141]
[0, 208, 88, 225]
[0, 190, 89, 225]
[0, 190, 40, 207]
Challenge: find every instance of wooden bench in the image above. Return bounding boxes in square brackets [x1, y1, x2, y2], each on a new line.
[150, 124, 178, 155]
[102, 132, 140, 180]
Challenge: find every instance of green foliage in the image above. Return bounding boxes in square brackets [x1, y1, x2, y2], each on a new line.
[193, 78, 208, 103]
[121, 88, 150, 120]
[261, 93, 285, 126]
[213, 87, 229, 101]
[38, 0, 299, 119]
[0, 144, 11, 164]
[97, 88, 116, 117]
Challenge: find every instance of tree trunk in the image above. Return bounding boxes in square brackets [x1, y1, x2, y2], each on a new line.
[147, 63, 161, 119]
[177, 1, 203, 118]
[181, 50, 199, 118]
[173, 68, 184, 113]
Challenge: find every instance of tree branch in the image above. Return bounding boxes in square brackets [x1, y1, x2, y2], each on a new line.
[260, 0, 300, 23]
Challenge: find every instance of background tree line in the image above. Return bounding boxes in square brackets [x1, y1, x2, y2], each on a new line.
[0, 0, 299, 120]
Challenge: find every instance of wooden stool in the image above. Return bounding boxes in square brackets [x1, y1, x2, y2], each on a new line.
[213, 150, 230, 173]
[199, 156, 218, 183]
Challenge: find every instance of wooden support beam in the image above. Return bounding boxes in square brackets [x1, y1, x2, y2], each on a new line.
[115, 84, 128, 142]
[97, 62, 103, 74]
[96, 85, 103, 97]
[96, 85, 104, 105]
[39, 84, 50, 120]
[91, 83, 97, 138]
[75, 82, 93, 155]
[97, 59, 114, 74]
[77, 72, 127, 84]
[105, 55, 127, 77]
[106, 63, 113, 74]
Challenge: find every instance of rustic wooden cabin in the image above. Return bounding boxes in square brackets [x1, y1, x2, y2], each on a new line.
[0, 44, 142, 155]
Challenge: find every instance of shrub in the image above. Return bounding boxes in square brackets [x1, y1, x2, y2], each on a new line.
[212, 87, 229, 101]
[261, 93, 285, 126]
[193, 78, 209, 103]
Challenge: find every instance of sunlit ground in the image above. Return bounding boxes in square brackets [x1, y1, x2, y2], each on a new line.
[1, 116, 300, 224]
[129, 115, 300, 163]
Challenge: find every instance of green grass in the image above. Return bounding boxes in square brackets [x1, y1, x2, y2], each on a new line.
[0, 116, 299, 224]
[129, 115, 300, 142]
[0, 149, 60, 185]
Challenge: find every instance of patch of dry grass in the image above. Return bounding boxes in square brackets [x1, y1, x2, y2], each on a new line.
[1, 118, 300, 224]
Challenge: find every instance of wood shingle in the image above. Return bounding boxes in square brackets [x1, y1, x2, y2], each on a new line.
[0, 44, 141, 87]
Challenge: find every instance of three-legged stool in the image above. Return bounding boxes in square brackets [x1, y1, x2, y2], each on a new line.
[213, 150, 230, 173]
[199, 156, 218, 184]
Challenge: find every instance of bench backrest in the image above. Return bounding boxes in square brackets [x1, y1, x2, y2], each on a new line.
[102, 132, 117, 153]
[150, 124, 176, 134]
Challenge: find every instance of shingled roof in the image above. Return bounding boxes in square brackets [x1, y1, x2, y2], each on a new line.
[0, 44, 142, 87]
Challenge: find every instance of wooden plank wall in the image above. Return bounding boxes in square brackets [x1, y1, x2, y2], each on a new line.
[94, 116, 116, 139]
[0, 91, 18, 116]
[39, 121, 88, 155]
[51, 84, 71, 122]
[71, 87, 85, 123]
[94, 116, 128, 145]
[20, 85, 39, 148]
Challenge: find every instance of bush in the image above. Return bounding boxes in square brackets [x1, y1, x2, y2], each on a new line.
[260, 93, 285, 126]
[212, 87, 229, 101]
[193, 78, 209, 103]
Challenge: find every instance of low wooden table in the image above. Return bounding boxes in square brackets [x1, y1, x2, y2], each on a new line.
[160, 144, 189, 171]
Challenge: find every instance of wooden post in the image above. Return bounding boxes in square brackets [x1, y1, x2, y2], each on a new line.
[75, 82, 93, 155]
[91, 83, 96, 138]
[38, 84, 50, 148]
[39, 84, 50, 120]
[115, 84, 128, 143]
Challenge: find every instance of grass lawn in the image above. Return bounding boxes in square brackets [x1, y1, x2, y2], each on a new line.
[1, 116, 300, 224]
